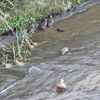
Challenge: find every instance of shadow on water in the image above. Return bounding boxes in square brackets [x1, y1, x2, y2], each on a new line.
[0, 1, 100, 100]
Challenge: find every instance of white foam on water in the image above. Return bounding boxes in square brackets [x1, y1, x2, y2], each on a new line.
[29, 66, 42, 73]
[0, 82, 17, 94]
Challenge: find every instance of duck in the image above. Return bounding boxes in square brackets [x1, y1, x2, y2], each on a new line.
[56, 78, 67, 92]
[62, 47, 70, 55]
[47, 15, 54, 28]
[27, 23, 35, 33]
[40, 18, 47, 30]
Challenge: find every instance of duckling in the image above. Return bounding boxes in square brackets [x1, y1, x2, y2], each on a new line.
[40, 18, 47, 30]
[27, 23, 35, 33]
[56, 78, 67, 92]
[47, 15, 54, 28]
[62, 47, 70, 55]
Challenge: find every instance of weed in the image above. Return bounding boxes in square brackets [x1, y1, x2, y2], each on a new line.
[0, 0, 85, 65]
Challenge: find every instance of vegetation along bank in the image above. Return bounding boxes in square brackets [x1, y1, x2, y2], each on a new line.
[0, 0, 95, 67]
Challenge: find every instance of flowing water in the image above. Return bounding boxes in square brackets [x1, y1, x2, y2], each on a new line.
[0, 3, 100, 100]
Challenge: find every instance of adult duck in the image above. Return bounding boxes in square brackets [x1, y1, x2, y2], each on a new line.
[47, 15, 54, 28]
[62, 47, 70, 55]
[40, 18, 47, 30]
[56, 78, 67, 92]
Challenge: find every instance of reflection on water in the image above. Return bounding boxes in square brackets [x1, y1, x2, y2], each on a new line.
[0, 3, 100, 100]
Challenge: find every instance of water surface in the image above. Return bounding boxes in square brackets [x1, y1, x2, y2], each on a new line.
[0, 3, 100, 100]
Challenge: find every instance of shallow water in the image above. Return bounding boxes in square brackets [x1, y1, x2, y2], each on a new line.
[0, 3, 100, 100]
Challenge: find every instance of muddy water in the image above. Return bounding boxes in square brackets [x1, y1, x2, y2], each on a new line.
[0, 3, 100, 100]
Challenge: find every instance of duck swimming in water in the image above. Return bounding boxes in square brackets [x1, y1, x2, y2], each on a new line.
[62, 47, 70, 55]
[47, 15, 54, 28]
[56, 78, 67, 92]
[40, 18, 47, 30]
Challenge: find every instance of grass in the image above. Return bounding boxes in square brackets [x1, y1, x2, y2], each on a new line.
[0, 0, 85, 32]
[0, 0, 85, 66]
[0, 29, 32, 66]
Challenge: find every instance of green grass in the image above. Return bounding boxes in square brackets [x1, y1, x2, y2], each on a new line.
[0, 0, 85, 32]
[0, 0, 85, 66]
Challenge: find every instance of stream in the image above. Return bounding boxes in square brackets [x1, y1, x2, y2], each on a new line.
[0, 1, 100, 100]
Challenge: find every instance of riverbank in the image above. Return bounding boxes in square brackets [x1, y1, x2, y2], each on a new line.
[1, 0, 100, 45]
[0, 0, 85, 33]
[53, 0, 100, 24]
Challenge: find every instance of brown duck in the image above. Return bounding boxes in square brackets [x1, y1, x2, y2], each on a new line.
[47, 15, 54, 28]
[40, 18, 47, 30]
[27, 23, 35, 33]
[56, 78, 67, 92]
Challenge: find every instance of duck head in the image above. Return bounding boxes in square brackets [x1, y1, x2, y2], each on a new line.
[62, 47, 69, 55]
